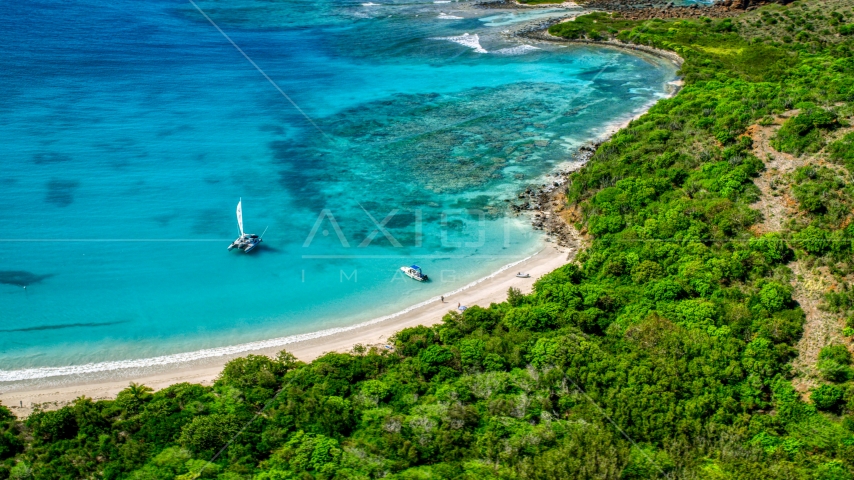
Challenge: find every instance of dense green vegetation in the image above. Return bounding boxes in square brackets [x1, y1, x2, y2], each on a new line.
[5, 2, 854, 479]
[772, 105, 838, 155]
[549, 12, 639, 40]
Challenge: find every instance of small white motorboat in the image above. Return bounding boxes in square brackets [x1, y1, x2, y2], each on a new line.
[401, 264, 429, 282]
[228, 199, 264, 253]
[516, 272, 531, 278]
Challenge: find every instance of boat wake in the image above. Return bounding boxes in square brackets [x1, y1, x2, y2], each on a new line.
[0, 251, 542, 382]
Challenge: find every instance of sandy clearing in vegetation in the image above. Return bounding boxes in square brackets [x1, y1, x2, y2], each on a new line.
[748, 113, 849, 393]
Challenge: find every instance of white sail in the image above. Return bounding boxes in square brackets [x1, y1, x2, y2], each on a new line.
[236, 199, 244, 235]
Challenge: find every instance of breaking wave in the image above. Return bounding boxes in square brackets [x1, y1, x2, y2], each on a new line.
[492, 44, 540, 55]
[434, 33, 486, 53]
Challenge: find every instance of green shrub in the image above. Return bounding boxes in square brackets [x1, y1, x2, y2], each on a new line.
[819, 345, 852, 365]
[749, 232, 792, 263]
[259, 431, 343, 478]
[179, 414, 243, 454]
[26, 408, 78, 443]
[815, 461, 854, 480]
[793, 225, 831, 255]
[0, 432, 22, 462]
[812, 384, 844, 411]
[459, 338, 486, 367]
[818, 359, 852, 382]
[818, 346, 853, 381]
[757, 282, 793, 313]
[828, 132, 854, 171]
[771, 106, 837, 155]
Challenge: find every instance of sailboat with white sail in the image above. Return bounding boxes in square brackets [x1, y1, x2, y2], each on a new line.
[227, 198, 263, 253]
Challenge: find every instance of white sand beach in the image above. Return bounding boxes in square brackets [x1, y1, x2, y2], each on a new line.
[0, 244, 573, 417]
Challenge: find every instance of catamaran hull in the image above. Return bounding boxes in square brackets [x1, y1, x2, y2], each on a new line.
[228, 236, 262, 253]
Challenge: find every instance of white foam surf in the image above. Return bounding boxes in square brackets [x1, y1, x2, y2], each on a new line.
[492, 45, 540, 55]
[0, 251, 542, 382]
[362, 2, 381, 5]
[434, 33, 486, 53]
[437, 12, 463, 19]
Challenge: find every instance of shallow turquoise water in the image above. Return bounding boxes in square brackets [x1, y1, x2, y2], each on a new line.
[0, 0, 676, 377]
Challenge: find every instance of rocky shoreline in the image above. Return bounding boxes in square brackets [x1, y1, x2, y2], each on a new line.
[507, 25, 685, 250]
[519, 25, 685, 67]
[508, 146, 598, 250]
[513, 13, 581, 38]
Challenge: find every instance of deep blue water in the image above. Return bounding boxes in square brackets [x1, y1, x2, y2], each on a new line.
[0, 0, 677, 379]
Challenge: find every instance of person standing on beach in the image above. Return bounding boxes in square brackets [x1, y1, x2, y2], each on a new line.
[440, 295, 444, 303]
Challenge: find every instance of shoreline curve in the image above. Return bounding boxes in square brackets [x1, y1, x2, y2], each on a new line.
[0, 244, 573, 416]
[0, 249, 546, 383]
[0, 26, 684, 417]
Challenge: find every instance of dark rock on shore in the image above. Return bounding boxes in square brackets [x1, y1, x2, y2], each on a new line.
[506, 142, 603, 249]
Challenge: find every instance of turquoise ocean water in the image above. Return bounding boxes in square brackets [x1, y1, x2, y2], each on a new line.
[0, 0, 677, 380]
